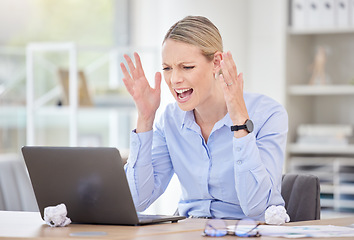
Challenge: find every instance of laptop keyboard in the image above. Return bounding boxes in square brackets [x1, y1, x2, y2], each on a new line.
[137, 214, 166, 220]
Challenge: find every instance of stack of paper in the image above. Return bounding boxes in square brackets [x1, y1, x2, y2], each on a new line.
[296, 124, 353, 146]
[228, 224, 354, 238]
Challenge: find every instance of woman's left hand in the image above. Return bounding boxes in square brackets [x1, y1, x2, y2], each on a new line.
[218, 51, 250, 137]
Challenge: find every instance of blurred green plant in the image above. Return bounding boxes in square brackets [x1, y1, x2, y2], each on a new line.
[9, 0, 114, 47]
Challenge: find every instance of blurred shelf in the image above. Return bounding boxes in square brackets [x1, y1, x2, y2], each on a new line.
[0, 106, 26, 112]
[288, 85, 354, 96]
[1, 95, 135, 115]
[320, 184, 335, 194]
[338, 185, 354, 194]
[34, 106, 136, 115]
[93, 95, 135, 108]
[321, 210, 354, 219]
[0, 106, 26, 127]
[320, 199, 335, 208]
[289, 144, 354, 155]
[288, 27, 354, 35]
[338, 200, 354, 209]
[287, 1, 354, 215]
[0, 104, 136, 128]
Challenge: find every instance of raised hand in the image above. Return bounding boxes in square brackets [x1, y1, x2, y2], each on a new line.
[218, 51, 250, 137]
[120, 52, 162, 132]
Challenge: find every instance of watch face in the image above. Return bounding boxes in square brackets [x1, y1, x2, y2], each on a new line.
[245, 119, 254, 133]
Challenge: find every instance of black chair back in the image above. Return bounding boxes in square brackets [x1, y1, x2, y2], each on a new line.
[281, 173, 321, 222]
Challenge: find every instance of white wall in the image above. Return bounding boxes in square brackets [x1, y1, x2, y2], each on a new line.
[131, 0, 287, 104]
[131, 0, 249, 111]
[130, 0, 287, 215]
[245, 0, 287, 105]
[0, 0, 32, 44]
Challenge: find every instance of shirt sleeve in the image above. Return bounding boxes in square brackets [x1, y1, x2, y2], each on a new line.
[124, 126, 174, 212]
[233, 104, 288, 219]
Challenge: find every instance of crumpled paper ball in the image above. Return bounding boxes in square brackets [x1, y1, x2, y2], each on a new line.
[265, 205, 290, 225]
[44, 203, 71, 227]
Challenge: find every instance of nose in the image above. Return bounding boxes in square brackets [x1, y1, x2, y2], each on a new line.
[170, 69, 183, 85]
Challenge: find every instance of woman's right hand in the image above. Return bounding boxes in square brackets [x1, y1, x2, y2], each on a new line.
[120, 52, 162, 133]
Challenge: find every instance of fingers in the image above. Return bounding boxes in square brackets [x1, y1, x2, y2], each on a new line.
[218, 73, 229, 92]
[122, 52, 146, 81]
[238, 72, 244, 89]
[154, 72, 162, 92]
[120, 62, 134, 94]
[120, 62, 131, 81]
[133, 52, 146, 79]
[121, 54, 139, 96]
[123, 54, 136, 76]
[218, 51, 244, 92]
[120, 52, 161, 97]
[223, 51, 238, 75]
[220, 51, 238, 86]
[122, 77, 135, 96]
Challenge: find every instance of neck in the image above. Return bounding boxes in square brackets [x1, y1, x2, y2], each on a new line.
[194, 91, 227, 126]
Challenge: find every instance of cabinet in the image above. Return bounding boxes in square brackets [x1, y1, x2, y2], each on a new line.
[289, 156, 354, 212]
[25, 43, 141, 157]
[0, 43, 158, 158]
[286, 2, 354, 213]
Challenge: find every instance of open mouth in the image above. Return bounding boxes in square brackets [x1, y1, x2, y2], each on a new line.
[175, 88, 193, 100]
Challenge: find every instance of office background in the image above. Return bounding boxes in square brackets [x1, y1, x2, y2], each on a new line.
[1, 0, 354, 218]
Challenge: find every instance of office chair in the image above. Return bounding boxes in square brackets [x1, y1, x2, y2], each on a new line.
[0, 154, 38, 211]
[281, 173, 321, 222]
[174, 173, 321, 221]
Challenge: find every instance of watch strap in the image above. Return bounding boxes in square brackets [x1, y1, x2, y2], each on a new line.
[230, 124, 247, 131]
[231, 119, 254, 133]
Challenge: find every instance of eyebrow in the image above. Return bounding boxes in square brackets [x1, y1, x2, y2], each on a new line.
[162, 61, 195, 66]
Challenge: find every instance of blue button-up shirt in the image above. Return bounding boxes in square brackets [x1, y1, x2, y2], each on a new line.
[124, 92, 288, 220]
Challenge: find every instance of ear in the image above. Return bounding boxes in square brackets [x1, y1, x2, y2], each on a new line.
[212, 51, 223, 75]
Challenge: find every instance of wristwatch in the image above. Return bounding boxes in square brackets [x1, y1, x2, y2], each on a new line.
[231, 119, 254, 133]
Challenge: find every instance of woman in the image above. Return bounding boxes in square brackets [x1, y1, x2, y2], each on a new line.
[120, 16, 288, 220]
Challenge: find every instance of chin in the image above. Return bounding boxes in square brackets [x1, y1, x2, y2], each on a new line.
[176, 102, 194, 112]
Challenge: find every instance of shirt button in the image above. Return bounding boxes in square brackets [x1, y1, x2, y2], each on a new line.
[236, 147, 242, 152]
[132, 141, 137, 147]
[237, 160, 243, 165]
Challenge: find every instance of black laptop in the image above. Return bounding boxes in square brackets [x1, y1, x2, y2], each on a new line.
[21, 146, 185, 225]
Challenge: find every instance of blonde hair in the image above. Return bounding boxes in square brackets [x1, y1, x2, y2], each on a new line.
[163, 16, 223, 61]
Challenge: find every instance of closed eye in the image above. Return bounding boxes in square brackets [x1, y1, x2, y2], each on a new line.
[162, 67, 171, 71]
[183, 66, 195, 70]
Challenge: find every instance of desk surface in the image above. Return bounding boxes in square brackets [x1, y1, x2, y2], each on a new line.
[1, 211, 354, 239]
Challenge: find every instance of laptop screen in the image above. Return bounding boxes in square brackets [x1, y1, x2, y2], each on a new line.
[22, 146, 140, 225]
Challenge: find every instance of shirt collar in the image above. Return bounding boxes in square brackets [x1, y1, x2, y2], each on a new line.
[181, 110, 233, 130]
[216, 112, 233, 129]
[181, 110, 195, 130]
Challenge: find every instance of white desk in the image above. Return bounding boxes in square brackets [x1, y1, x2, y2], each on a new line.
[1, 211, 354, 239]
